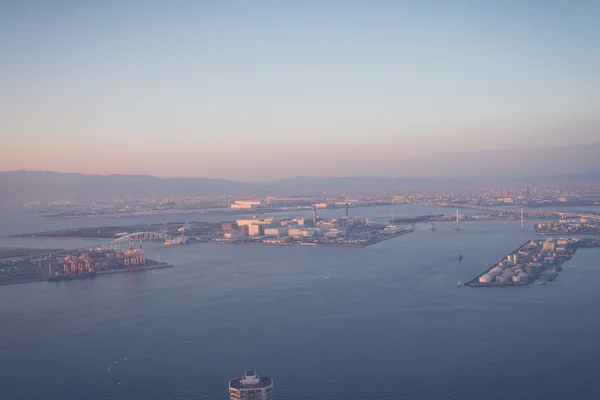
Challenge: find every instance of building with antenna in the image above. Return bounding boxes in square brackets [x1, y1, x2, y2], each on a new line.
[229, 370, 274, 400]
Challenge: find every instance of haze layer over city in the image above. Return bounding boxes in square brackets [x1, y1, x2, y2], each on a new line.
[1, 1, 600, 400]
[1, 1, 599, 180]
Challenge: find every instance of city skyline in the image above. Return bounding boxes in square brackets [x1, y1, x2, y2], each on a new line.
[1, 1, 599, 179]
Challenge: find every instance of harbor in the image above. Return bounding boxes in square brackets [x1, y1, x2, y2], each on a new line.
[1, 239, 172, 286]
[465, 238, 599, 287]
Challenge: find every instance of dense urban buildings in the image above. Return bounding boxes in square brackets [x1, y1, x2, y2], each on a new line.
[229, 370, 274, 400]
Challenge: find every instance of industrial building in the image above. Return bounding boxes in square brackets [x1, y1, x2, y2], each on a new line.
[223, 231, 243, 239]
[264, 227, 288, 237]
[248, 225, 262, 236]
[543, 240, 555, 251]
[324, 229, 344, 238]
[236, 218, 281, 227]
[229, 370, 274, 400]
[231, 200, 265, 209]
[222, 222, 239, 231]
[288, 228, 317, 237]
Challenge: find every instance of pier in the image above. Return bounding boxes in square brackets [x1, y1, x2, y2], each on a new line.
[97, 262, 173, 275]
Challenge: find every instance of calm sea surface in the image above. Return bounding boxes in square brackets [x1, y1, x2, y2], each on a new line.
[0, 206, 598, 400]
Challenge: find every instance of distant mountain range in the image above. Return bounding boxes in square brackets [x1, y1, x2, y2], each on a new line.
[0, 171, 247, 202]
[0, 170, 598, 203]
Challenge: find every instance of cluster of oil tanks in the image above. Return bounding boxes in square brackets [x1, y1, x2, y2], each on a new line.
[479, 258, 532, 284]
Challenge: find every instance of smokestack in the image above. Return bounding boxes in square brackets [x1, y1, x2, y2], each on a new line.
[312, 205, 317, 226]
[345, 202, 349, 217]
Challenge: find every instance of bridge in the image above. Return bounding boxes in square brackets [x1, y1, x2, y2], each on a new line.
[434, 203, 599, 220]
[110, 232, 175, 245]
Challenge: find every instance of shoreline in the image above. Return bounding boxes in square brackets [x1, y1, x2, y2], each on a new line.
[15, 230, 414, 248]
[37, 203, 391, 220]
[536, 232, 599, 236]
[96, 263, 173, 275]
[465, 242, 531, 288]
[210, 229, 413, 248]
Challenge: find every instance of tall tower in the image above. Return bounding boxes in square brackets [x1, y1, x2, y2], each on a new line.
[312, 205, 317, 226]
[229, 370, 274, 400]
[345, 202, 349, 217]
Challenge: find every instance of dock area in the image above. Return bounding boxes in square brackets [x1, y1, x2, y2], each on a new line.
[1, 243, 174, 286]
[97, 262, 172, 275]
[465, 238, 587, 287]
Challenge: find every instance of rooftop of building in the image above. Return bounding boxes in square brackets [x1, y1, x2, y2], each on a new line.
[229, 371, 273, 390]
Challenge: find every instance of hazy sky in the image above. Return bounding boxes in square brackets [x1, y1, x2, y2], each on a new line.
[1, 0, 599, 180]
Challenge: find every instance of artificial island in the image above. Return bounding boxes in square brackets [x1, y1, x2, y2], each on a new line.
[17, 205, 414, 248]
[465, 237, 600, 287]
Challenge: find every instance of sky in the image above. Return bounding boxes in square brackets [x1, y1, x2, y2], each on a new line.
[1, 0, 599, 181]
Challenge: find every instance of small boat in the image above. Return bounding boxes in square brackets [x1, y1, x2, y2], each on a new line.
[456, 254, 463, 260]
[457, 281, 461, 287]
[538, 282, 546, 286]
